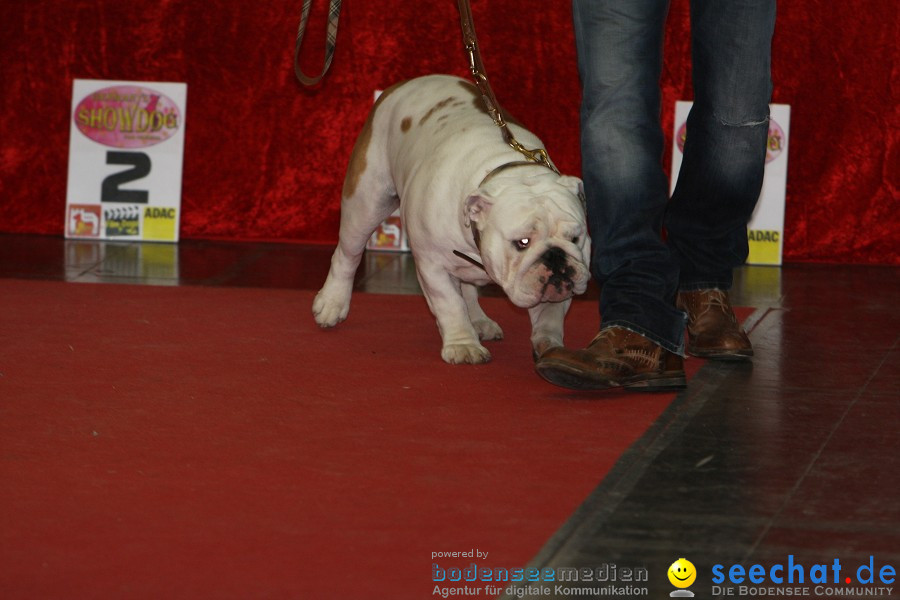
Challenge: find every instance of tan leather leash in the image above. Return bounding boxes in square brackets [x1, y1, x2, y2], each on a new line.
[456, 0, 560, 175]
[453, 0, 561, 270]
[294, 0, 342, 86]
[293, 0, 560, 182]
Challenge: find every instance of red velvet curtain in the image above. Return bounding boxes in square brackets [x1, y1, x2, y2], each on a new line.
[1, 0, 896, 264]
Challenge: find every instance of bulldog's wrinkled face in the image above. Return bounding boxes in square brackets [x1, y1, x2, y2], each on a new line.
[465, 174, 591, 308]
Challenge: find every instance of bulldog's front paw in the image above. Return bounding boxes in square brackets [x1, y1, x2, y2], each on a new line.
[472, 318, 503, 341]
[312, 290, 350, 328]
[531, 335, 563, 358]
[442, 343, 492, 365]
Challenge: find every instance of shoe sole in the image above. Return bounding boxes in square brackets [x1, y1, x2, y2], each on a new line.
[536, 361, 686, 393]
[622, 374, 687, 392]
[535, 361, 620, 390]
[688, 347, 754, 361]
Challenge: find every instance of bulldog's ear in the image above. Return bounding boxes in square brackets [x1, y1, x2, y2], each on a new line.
[558, 175, 586, 208]
[464, 191, 494, 227]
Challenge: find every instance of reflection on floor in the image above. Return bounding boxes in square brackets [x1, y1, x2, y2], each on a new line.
[2, 233, 898, 598]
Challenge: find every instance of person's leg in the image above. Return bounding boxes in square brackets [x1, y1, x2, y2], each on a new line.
[536, 0, 687, 391]
[666, 0, 777, 290]
[666, 0, 776, 359]
[572, 0, 685, 356]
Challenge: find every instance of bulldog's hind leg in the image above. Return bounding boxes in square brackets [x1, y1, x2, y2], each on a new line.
[528, 299, 571, 359]
[313, 155, 397, 328]
[461, 283, 503, 342]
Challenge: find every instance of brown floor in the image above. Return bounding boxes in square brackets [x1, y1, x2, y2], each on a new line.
[2, 233, 898, 598]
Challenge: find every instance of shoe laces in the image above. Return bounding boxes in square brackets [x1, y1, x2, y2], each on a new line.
[705, 289, 729, 309]
[589, 327, 660, 366]
[587, 327, 616, 348]
[621, 347, 660, 367]
[699, 289, 738, 323]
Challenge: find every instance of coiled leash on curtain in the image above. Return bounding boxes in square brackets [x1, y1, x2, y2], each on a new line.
[293, 0, 342, 86]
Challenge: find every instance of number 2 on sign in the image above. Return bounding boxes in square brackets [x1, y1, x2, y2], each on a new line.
[101, 151, 151, 203]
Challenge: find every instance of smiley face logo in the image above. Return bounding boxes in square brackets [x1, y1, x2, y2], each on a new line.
[668, 558, 697, 588]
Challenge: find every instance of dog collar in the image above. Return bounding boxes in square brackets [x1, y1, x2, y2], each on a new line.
[478, 160, 553, 187]
[454, 216, 485, 270]
[454, 219, 484, 270]
[452, 249, 486, 270]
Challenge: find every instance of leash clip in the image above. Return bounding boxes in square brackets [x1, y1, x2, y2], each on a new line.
[507, 140, 558, 174]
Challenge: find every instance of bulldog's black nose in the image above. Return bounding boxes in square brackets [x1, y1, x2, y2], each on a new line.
[541, 246, 569, 273]
[541, 246, 576, 293]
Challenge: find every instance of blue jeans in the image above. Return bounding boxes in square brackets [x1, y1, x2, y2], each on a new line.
[573, 0, 776, 354]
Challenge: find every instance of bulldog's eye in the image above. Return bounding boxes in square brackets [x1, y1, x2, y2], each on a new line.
[572, 236, 580, 245]
[514, 238, 530, 251]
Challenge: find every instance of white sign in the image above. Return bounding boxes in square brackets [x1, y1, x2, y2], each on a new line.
[65, 79, 187, 242]
[670, 102, 790, 265]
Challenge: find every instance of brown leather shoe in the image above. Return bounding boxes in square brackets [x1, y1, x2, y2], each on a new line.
[677, 289, 753, 360]
[535, 326, 686, 392]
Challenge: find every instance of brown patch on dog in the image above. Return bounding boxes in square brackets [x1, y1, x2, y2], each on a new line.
[419, 96, 457, 126]
[401, 117, 412, 132]
[343, 80, 408, 199]
[456, 79, 524, 127]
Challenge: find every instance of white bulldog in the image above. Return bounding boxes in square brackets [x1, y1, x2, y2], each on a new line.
[313, 75, 591, 364]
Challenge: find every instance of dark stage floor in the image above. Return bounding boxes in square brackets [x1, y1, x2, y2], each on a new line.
[2, 233, 898, 598]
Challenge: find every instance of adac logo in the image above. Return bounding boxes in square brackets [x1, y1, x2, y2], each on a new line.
[668, 558, 697, 598]
[676, 118, 785, 164]
[74, 85, 181, 149]
[143, 207, 178, 241]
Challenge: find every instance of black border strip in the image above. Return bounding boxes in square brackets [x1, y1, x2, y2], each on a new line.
[498, 307, 773, 599]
